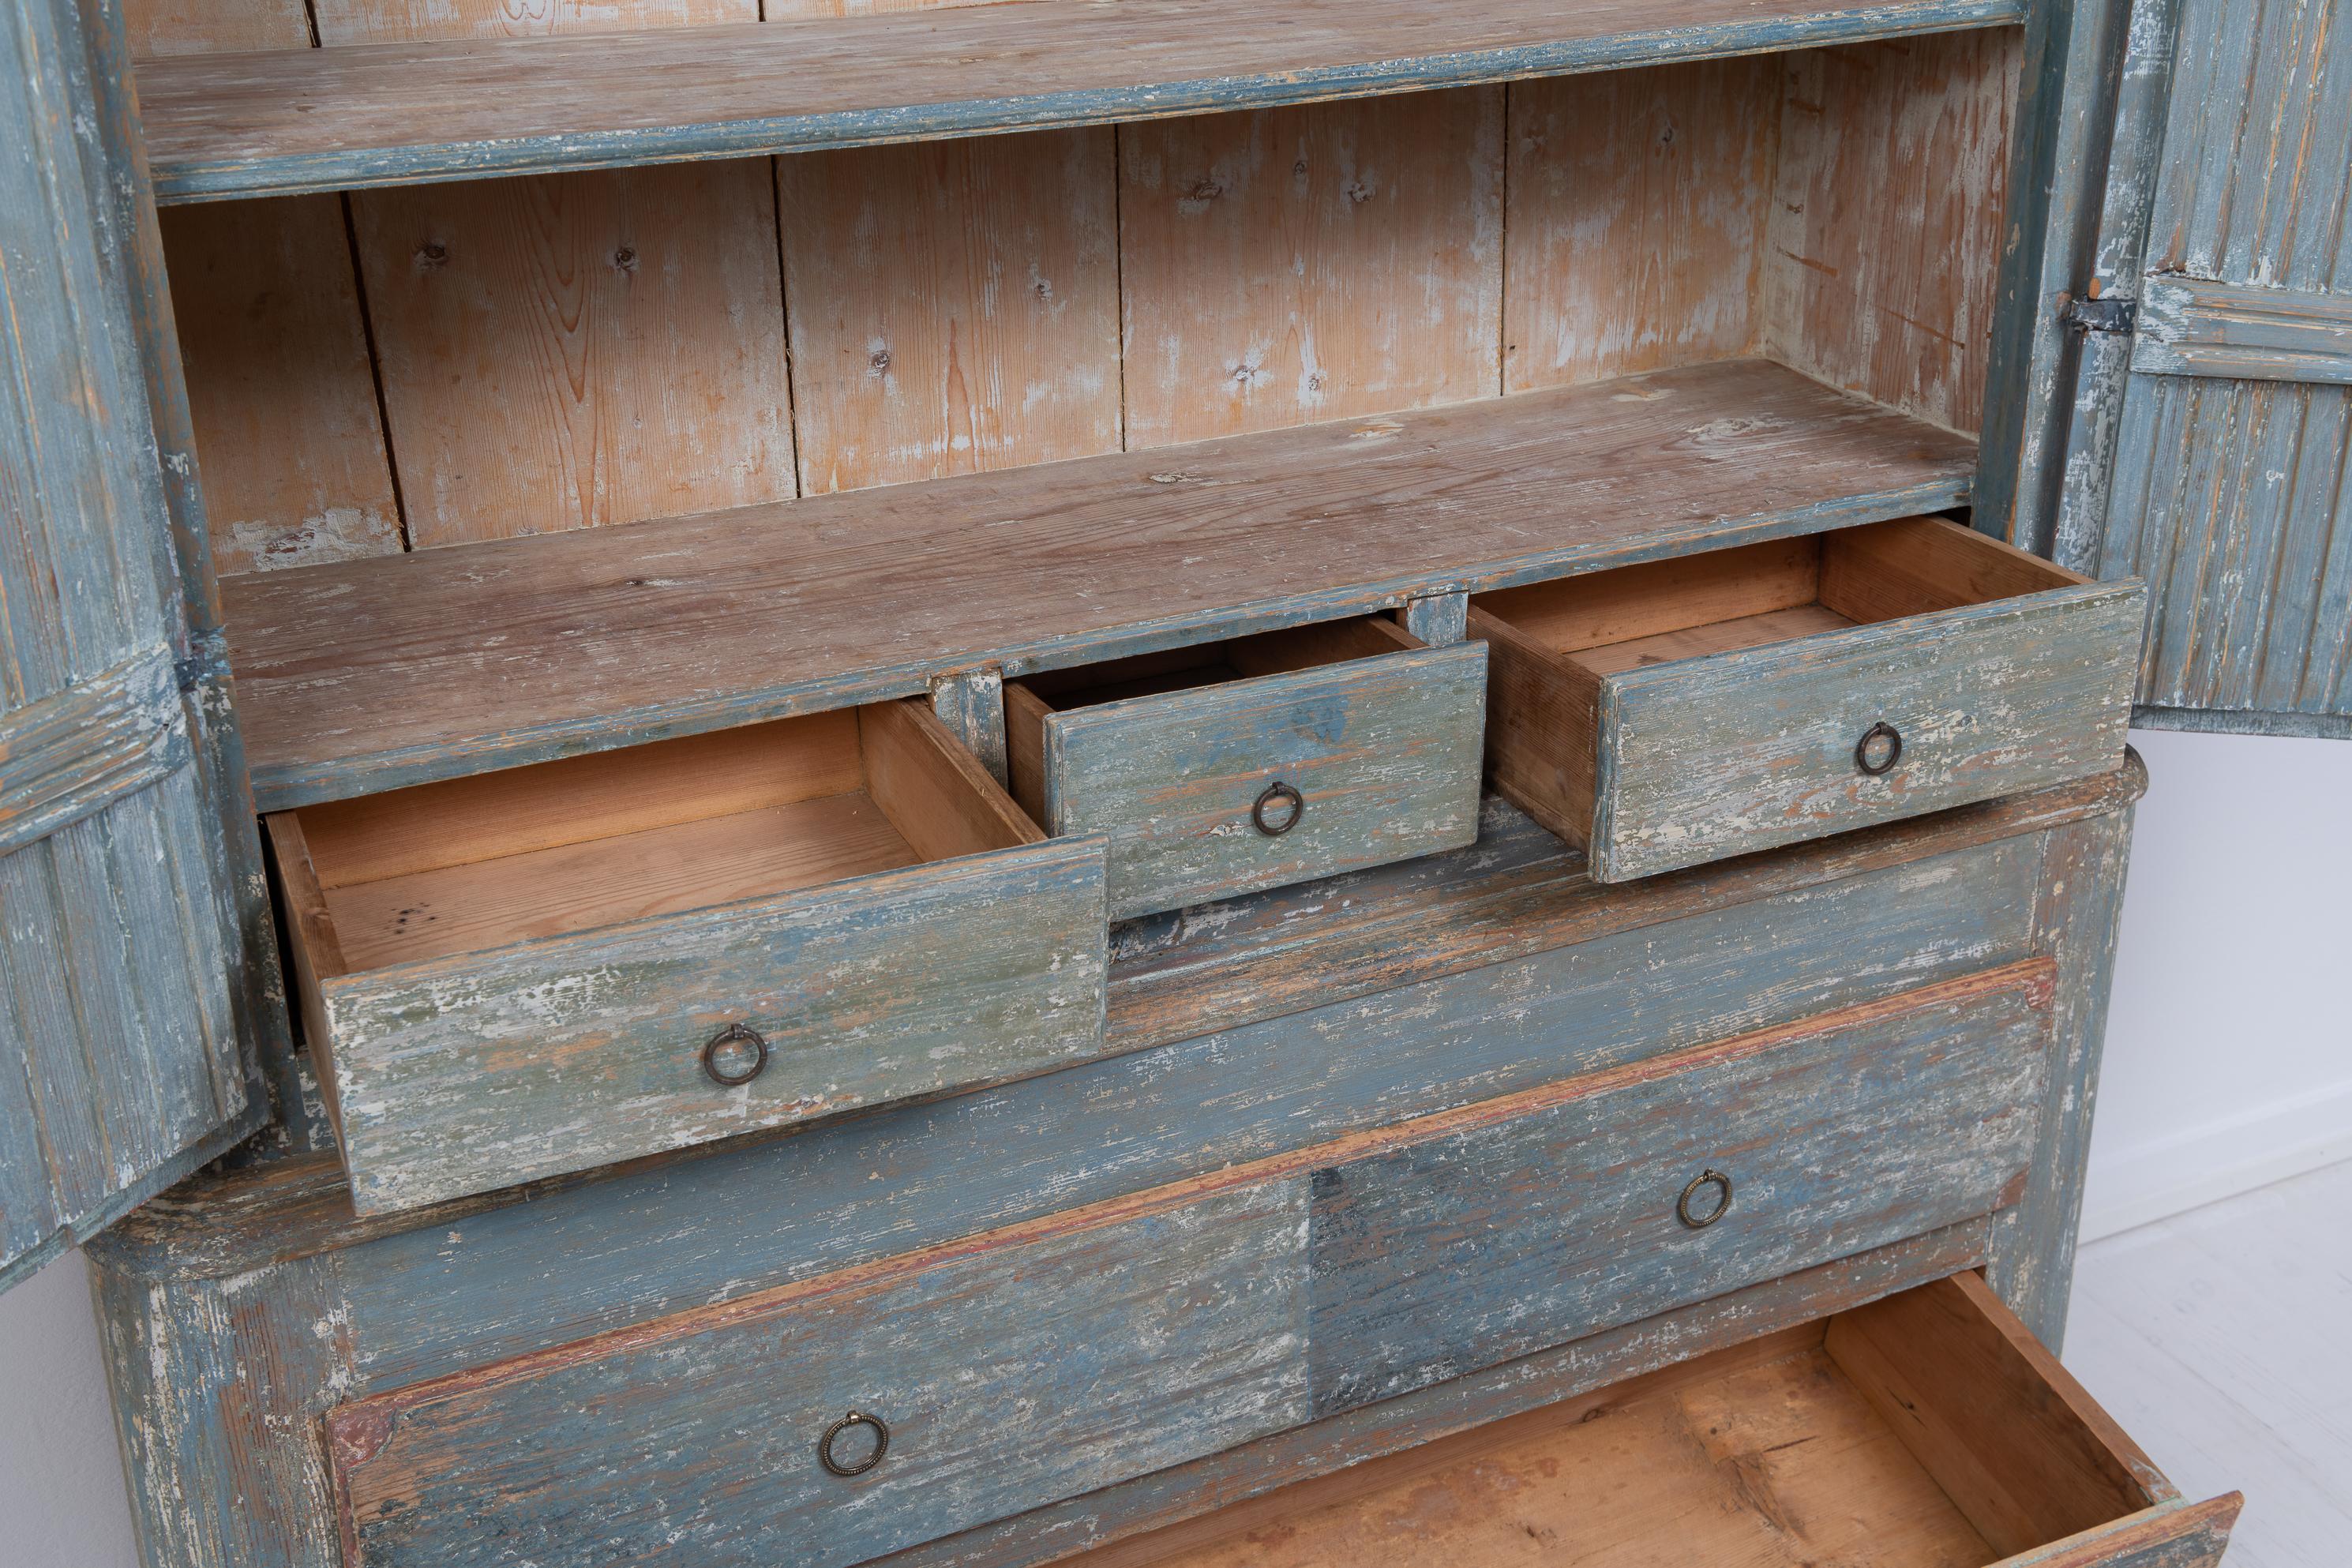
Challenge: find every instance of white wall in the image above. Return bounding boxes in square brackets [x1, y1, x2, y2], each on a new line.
[2078, 728, 2352, 1240]
[0, 727, 2345, 1564]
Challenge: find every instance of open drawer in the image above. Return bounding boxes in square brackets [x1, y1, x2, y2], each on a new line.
[1091, 1272, 2241, 1568]
[1472, 517, 2145, 882]
[268, 700, 1108, 1217]
[1005, 616, 1487, 918]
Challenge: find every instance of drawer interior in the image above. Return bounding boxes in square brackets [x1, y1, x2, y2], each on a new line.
[1010, 615, 1424, 715]
[1472, 516, 2087, 681]
[1086, 1274, 2184, 1568]
[268, 700, 1037, 975]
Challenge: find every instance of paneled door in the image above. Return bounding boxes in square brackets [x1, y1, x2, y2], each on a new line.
[2045, 0, 2352, 737]
[0, 0, 275, 1289]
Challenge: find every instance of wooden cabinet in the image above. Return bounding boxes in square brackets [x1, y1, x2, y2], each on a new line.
[3, 0, 2316, 1558]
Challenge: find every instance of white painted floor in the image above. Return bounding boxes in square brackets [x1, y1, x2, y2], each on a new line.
[2065, 1157, 2352, 1566]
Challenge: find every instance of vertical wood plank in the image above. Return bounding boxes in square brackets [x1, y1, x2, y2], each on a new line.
[1765, 30, 2023, 435]
[1401, 591, 1468, 647]
[351, 162, 793, 546]
[310, 0, 751, 47]
[126, 0, 404, 580]
[1504, 58, 1776, 391]
[119, 0, 310, 56]
[1120, 89, 1504, 448]
[778, 129, 1122, 493]
[928, 666, 1009, 787]
[160, 199, 405, 574]
[1987, 803, 2135, 1349]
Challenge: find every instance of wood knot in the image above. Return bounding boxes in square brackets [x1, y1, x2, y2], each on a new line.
[1189, 178, 1224, 202]
[1344, 179, 1375, 204]
[868, 347, 892, 373]
[415, 241, 449, 269]
[612, 246, 639, 273]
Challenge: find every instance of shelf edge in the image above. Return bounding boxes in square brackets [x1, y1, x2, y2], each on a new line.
[148, 0, 2028, 203]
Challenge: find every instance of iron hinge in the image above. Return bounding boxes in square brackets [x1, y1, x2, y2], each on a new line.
[2061, 295, 2139, 336]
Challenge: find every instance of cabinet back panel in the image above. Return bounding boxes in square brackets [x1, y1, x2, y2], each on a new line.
[156, 21, 2021, 579]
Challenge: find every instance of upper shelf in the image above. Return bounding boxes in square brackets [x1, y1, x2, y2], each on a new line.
[223, 358, 1977, 810]
[137, 0, 2026, 202]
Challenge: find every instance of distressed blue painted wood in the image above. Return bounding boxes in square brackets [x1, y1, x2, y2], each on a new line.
[0, 0, 268, 1291]
[2134, 274, 2352, 383]
[1587, 580, 2143, 880]
[2036, 0, 2352, 735]
[296, 833, 1108, 1217]
[81, 768, 2146, 1568]
[1307, 963, 2053, 1414]
[1014, 626, 1485, 918]
[133, 0, 2027, 203]
[327, 1179, 1311, 1568]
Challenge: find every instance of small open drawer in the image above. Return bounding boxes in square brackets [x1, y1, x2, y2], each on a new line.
[1005, 616, 1487, 919]
[1093, 1272, 2241, 1568]
[268, 700, 1108, 1217]
[1471, 517, 2145, 881]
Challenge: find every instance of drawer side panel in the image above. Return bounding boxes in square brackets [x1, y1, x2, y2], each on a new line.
[1589, 583, 2143, 880]
[320, 836, 1108, 1214]
[1045, 642, 1487, 917]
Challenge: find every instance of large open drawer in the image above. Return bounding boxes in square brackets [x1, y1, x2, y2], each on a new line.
[268, 700, 1108, 1216]
[1086, 1272, 2241, 1568]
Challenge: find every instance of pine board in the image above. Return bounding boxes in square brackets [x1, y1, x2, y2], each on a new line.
[778, 129, 1123, 493]
[1503, 57, 1776, 390]
[1118, 88, 1503, 446]
[348, 161, 794, 546]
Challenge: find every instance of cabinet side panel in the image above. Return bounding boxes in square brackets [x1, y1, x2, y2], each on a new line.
[1765, 28, 2024, 435]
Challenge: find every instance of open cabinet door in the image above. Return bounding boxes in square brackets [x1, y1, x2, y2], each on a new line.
[2039, 0, 2352, 737]
[0, 0, 276, 1290]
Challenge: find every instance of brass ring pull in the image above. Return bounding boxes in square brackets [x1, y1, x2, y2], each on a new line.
[819, 1409, 890, 1477]
[1251, 780, 1305, 837]
[1855, 721, 1904, 777]
[701, 1022, 769, 1087]
[1676, 1169, 1734, 1230]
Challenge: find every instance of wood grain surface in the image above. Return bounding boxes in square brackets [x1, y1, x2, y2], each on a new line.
[1505, 58, 1775, 391]
[780, 129, 1122, 492]
[223, 358, 1979, 808]
[1765, 29, 2021, 435]
[349, 160, 793, 546]
[1119, 89, 1502, 445]
[132, 0, 2030, 201]
[159, 197, 407, 573]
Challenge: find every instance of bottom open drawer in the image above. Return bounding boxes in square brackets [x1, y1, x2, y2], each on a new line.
[1086, 1273, 2241, 1568]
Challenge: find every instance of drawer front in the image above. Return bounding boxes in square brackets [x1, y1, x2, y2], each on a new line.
[1588, 582, 2142, 880]
[1043, 640, 1486, 918]
[1306, 958, 2054, 1414]
[328, 1180, 1311, 1568]
[325, 965, 2047, 1568]
[318, 835, 1108, 1215]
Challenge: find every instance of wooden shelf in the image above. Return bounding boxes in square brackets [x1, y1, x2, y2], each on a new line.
[137, 0, 2024, 202]
[223, 358, 1977, 809]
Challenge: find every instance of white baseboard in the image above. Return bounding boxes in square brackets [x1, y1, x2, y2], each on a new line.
[2078, 1078, 2352, 1242]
